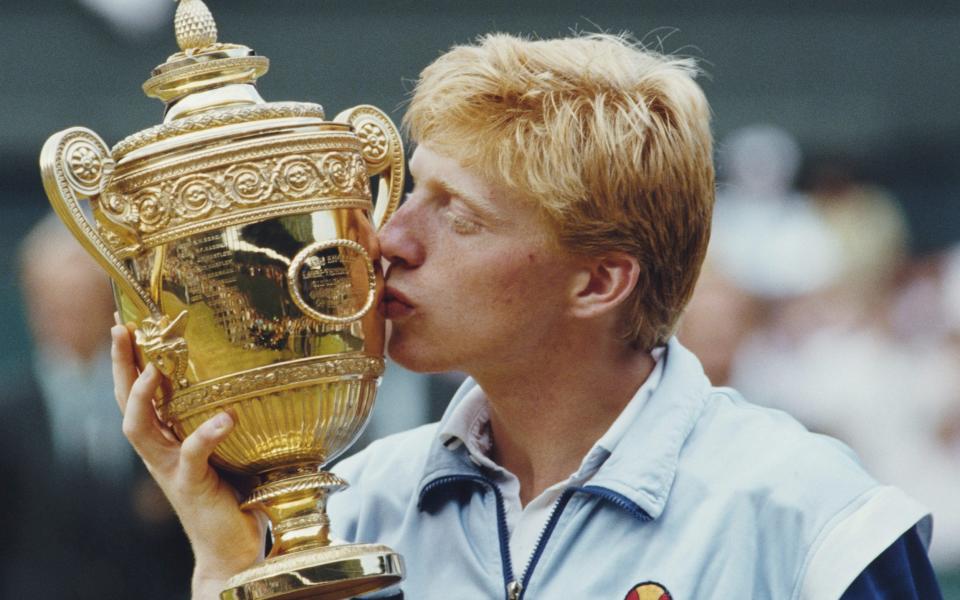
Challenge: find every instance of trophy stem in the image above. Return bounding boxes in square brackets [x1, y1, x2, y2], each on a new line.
[243, 466, 347, 558]
[225, 466, 403, 600]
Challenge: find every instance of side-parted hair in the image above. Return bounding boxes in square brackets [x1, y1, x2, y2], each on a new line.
[405, 33, 715, 350]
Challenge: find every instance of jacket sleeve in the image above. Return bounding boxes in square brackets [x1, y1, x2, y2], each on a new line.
[795, 485, 932, 599]
[839, 526, 942, 600]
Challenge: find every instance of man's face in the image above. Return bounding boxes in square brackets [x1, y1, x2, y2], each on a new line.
[378, 146, 580, 375]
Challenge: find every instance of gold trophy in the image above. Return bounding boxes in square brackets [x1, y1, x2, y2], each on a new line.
[39, 1, 404, 598]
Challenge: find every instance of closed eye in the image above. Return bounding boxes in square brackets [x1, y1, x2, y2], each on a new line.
[444, 209, 482, 234]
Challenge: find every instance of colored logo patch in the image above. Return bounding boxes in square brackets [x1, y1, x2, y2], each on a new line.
[624, 581, 672, 600]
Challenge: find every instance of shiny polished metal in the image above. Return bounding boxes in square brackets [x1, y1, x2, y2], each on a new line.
[39, 0, 405, 597]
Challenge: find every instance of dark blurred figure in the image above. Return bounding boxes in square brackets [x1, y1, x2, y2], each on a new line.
[0, 213, 191, 599]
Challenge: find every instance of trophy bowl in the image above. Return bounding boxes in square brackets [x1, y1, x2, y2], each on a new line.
[39, 1, 404, 598]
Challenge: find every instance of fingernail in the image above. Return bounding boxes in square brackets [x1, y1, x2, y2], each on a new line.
[212, 412, 233, 431]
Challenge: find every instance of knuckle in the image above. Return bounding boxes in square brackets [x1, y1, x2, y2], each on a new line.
[179, 437, 202, 461]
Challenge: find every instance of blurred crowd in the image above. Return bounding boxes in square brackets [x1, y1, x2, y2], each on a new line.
[4, 123, 959, 597]
[0, 214, 192, 598]
[680, 124, 960, 584]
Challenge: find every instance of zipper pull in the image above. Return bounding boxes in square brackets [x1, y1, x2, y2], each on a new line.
[507, 580, 523, 600]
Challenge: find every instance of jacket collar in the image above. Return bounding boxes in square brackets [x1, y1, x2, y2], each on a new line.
[416, 337, 710, 521]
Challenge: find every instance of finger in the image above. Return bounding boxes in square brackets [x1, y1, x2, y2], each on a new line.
[179, 412, 235, 487]
[158, 422, 181, 445]
[122, 363, 177, 462]
[111, 324, 139, 414]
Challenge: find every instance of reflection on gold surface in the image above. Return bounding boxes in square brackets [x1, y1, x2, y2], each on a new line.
[39, 0, 404, 597]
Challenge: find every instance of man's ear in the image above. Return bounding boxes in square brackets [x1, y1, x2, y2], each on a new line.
[568, 252, 641, 319]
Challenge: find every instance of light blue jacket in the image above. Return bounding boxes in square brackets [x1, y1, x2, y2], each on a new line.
[329, 339, 930, 599]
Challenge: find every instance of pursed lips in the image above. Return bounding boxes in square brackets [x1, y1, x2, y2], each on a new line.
[382, 285, 415, 319]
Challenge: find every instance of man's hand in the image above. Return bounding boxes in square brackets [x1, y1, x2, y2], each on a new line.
[111, 324, 265, 599]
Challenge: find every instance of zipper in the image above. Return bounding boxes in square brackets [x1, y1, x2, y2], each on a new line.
[511, 488, 577, 599]
[421, 475, 580, 600]
[577, 485, 653, 521]
[420, 474, 518, 598]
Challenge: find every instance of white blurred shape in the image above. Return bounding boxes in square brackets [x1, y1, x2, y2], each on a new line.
[711, 125, 841, 298]
[724, 124, 802, 196]
[77, 0, 172, 39]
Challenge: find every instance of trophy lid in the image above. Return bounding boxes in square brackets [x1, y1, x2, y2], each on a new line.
[143, 0, 268, 107]
[112, 0, 327, 159]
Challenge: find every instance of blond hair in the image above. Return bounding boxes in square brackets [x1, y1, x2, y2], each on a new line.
[405, 33, 714, 350]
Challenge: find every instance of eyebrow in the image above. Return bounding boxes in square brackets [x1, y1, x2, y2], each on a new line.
[437, 180, 499, 221]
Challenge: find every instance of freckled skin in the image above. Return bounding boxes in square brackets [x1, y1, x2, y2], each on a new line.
[378, 146, 580, 377]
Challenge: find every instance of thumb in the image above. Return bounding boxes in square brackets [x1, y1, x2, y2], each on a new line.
[179, 411, 234, 487]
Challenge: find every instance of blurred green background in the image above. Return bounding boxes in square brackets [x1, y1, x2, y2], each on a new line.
[4, 0, 960, 378]
[1, 0, 959, 594]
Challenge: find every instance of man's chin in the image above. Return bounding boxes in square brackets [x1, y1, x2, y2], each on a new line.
[386, 336, 449, 374]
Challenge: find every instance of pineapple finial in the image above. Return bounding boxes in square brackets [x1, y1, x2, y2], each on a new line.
[174, 0, 218, 52]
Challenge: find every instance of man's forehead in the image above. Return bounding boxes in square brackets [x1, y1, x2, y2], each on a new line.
[410, 146, 497, 206]
[408, 145, 552, 233]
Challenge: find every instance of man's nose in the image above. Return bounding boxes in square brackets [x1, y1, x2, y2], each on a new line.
[378, 200, 424, 269]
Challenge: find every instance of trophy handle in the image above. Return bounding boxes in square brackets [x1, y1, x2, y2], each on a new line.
[40, 127, 160, 318]
[334, 105, 405, 231]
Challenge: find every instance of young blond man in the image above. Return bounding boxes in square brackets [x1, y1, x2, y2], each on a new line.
[114, 34, 940, 599]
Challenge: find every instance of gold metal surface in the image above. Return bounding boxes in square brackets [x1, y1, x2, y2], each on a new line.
[174, 0, 218, 51]
[39, 0, 405, 597]
[221, 544, 404, 600]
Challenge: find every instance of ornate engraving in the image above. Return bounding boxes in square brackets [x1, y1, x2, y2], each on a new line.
[320, 152, 368, 196]
[287, 240, 377, 325]
[42, 128, 160, 316]
[245, 471, 347, 508]
[143, 55, 269, 100]
[224, 163, 271, 203]
[67, 142, 102, 184]
[62, 137, 111, 197]
[42, 0, 407, 590]
[111, 102, 325, 157]
[335, 104, 405, 229]
[223, 543, 401, 593]
[174, 0, 218, 51]
[116, 135, 361, 191]
[100, 149, 372, 252]
[133, 188, 170, 232]
[135, 198, 371, 254]
[173, 173, 223, 218]
[167, 355, 384, 415]
[271, 514, 326, 538]
[357, 122, 389, 164]
[277, 156, 323, 199]
[95, 220, 127, 251]
[136, 311, 191, 389]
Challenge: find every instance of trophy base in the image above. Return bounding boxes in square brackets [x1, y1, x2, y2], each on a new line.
[220, 543, 403, 600]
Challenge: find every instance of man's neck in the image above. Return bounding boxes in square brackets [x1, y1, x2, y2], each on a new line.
[471, 339, 656, 506]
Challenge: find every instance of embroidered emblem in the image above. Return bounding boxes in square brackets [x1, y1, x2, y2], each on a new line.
[624, 581, 672, 600]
